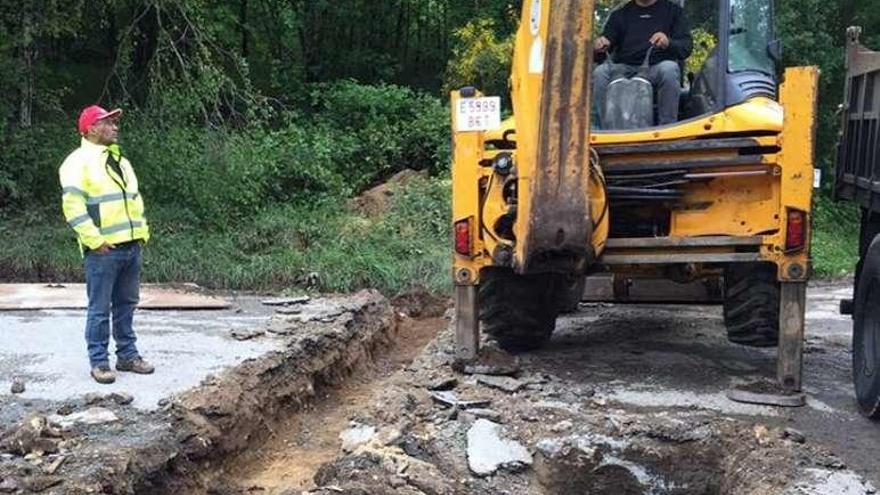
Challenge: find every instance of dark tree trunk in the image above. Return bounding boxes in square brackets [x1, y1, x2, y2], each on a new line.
[240, 0, 249, 58]
[18, 8, 35, 127]
[132, 3, 159, 106]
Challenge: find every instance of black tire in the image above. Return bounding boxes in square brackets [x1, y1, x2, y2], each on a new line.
[558, 275, 587, 314]
[479, 268, 562, 352]
[853, 235, 880, 419]
[723, 263, 780, 347]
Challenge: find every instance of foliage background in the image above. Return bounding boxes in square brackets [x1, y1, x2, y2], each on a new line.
[1, 0, 874, 293]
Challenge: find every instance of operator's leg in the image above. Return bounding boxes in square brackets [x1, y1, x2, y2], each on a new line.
[648, 60, 681, 125]
[592, 62, 614, 129]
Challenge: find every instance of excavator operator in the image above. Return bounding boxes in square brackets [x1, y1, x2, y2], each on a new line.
[592, 0, 693, 126]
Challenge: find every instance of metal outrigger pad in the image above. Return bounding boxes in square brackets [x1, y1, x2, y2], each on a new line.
[727, 282, 808, 408]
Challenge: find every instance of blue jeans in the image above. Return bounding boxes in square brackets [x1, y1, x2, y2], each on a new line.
[84, 242, 142, 367]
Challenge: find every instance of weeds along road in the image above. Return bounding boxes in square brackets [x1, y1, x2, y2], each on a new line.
[188, 280, 877, 494]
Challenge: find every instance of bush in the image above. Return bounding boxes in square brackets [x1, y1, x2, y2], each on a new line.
[127, 121, 351, 228]
[310, 80, 451, 187]
[0, 82, 451, 229]
[0, 121, 77, 209]
[812, 194, 860, 278]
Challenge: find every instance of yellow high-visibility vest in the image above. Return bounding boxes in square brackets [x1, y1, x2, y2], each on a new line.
[59, 138, 150, 251]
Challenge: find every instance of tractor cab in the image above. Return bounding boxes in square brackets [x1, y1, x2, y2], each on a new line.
[594, 0, 782, 131]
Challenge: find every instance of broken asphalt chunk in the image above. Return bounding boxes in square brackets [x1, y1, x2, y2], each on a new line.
[274, 306, 304, 315]
[230, 327, 266, 341]
[454, 344, 520, 376]
[109, 392, 134, 406]
[426, 377, 458, 391]
[463, 408, 503, 422]
[0, 478, 18, 493]
[261, 296, 311, 306]
[476, 375, 526, 393]
[430, 391, 491, 410]
[43, 455, 66, 475]
[783, 427, 806, 444]
[21, 475, 63, 493]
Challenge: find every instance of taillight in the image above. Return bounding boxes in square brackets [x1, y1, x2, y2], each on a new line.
[455, 218, 472, 256]
[785, 209, 807, 252]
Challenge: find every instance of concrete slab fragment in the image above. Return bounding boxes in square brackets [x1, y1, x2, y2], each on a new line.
[0, 284, 231, 311]
[49, 407, 119, 429]
[466, 419, 532, 476]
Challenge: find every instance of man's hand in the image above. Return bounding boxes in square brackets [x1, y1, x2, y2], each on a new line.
[594, 36, 612, 53]
[95, 242, 115, 254]
[649, 32, 670, 49]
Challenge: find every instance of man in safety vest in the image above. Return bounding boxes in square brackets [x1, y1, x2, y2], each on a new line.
[59, 105, 154, 384]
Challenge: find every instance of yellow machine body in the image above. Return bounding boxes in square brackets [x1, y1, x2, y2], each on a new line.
[451, 1, 818, 286]
[450, 0, 818, 394]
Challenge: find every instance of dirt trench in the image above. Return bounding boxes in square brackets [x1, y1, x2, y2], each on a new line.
[186, 316, 445, 494]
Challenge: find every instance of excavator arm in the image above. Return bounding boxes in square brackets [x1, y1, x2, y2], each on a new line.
[451, 0, 603, 361]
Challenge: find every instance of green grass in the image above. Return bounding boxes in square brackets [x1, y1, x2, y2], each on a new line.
[0, 177, 452, 295]
[1, 183, 862, 295]
[811, 195, 861, 278]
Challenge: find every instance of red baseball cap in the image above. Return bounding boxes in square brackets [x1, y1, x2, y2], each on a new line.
[78, 105, 122, 134]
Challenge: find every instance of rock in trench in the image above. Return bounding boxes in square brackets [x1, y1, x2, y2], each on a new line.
[339, 424, 377, 452]
[0, 415, 63, 456]
[10, 377, 24, 394]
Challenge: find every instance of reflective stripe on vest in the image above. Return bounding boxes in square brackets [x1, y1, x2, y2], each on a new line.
[100, 220, 143, 235]
[63, 187, 139, 205]
[68, 213, 92, 227]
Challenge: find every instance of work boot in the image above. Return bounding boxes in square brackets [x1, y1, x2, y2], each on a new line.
[116, 358, 155, 374]
[91, 366, 116, 384]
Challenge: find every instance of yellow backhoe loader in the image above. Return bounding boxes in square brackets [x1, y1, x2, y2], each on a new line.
[450, 0, 818, 401]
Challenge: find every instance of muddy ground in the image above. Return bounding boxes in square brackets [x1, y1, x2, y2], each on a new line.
[1, 281, 878, 494]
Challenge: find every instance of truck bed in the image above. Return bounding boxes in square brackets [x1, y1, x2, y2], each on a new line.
[836, 28, 880, 213]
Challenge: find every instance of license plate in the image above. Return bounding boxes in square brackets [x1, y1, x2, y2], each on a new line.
[456, 97, 501, 132]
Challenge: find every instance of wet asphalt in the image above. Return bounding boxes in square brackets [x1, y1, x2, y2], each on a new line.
[534, 279, 880, 487]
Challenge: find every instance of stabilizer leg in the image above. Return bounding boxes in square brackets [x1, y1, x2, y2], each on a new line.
[727, 281, 807, 407]
[778, 281, 807, 393]
[455, 285, 479, 361]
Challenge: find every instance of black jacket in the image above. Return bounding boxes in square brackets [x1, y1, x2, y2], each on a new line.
[603, 0, 693, 66]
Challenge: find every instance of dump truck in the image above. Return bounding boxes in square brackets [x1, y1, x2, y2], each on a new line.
[450, 0, 819, 399]
[836, 26, 880, 418]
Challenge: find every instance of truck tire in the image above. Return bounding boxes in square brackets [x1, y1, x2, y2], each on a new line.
[723, 263, 780, 347]
[558, 275, 586, 314]
[853, 235, 880, 419]
[479, 268, 562, 351]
